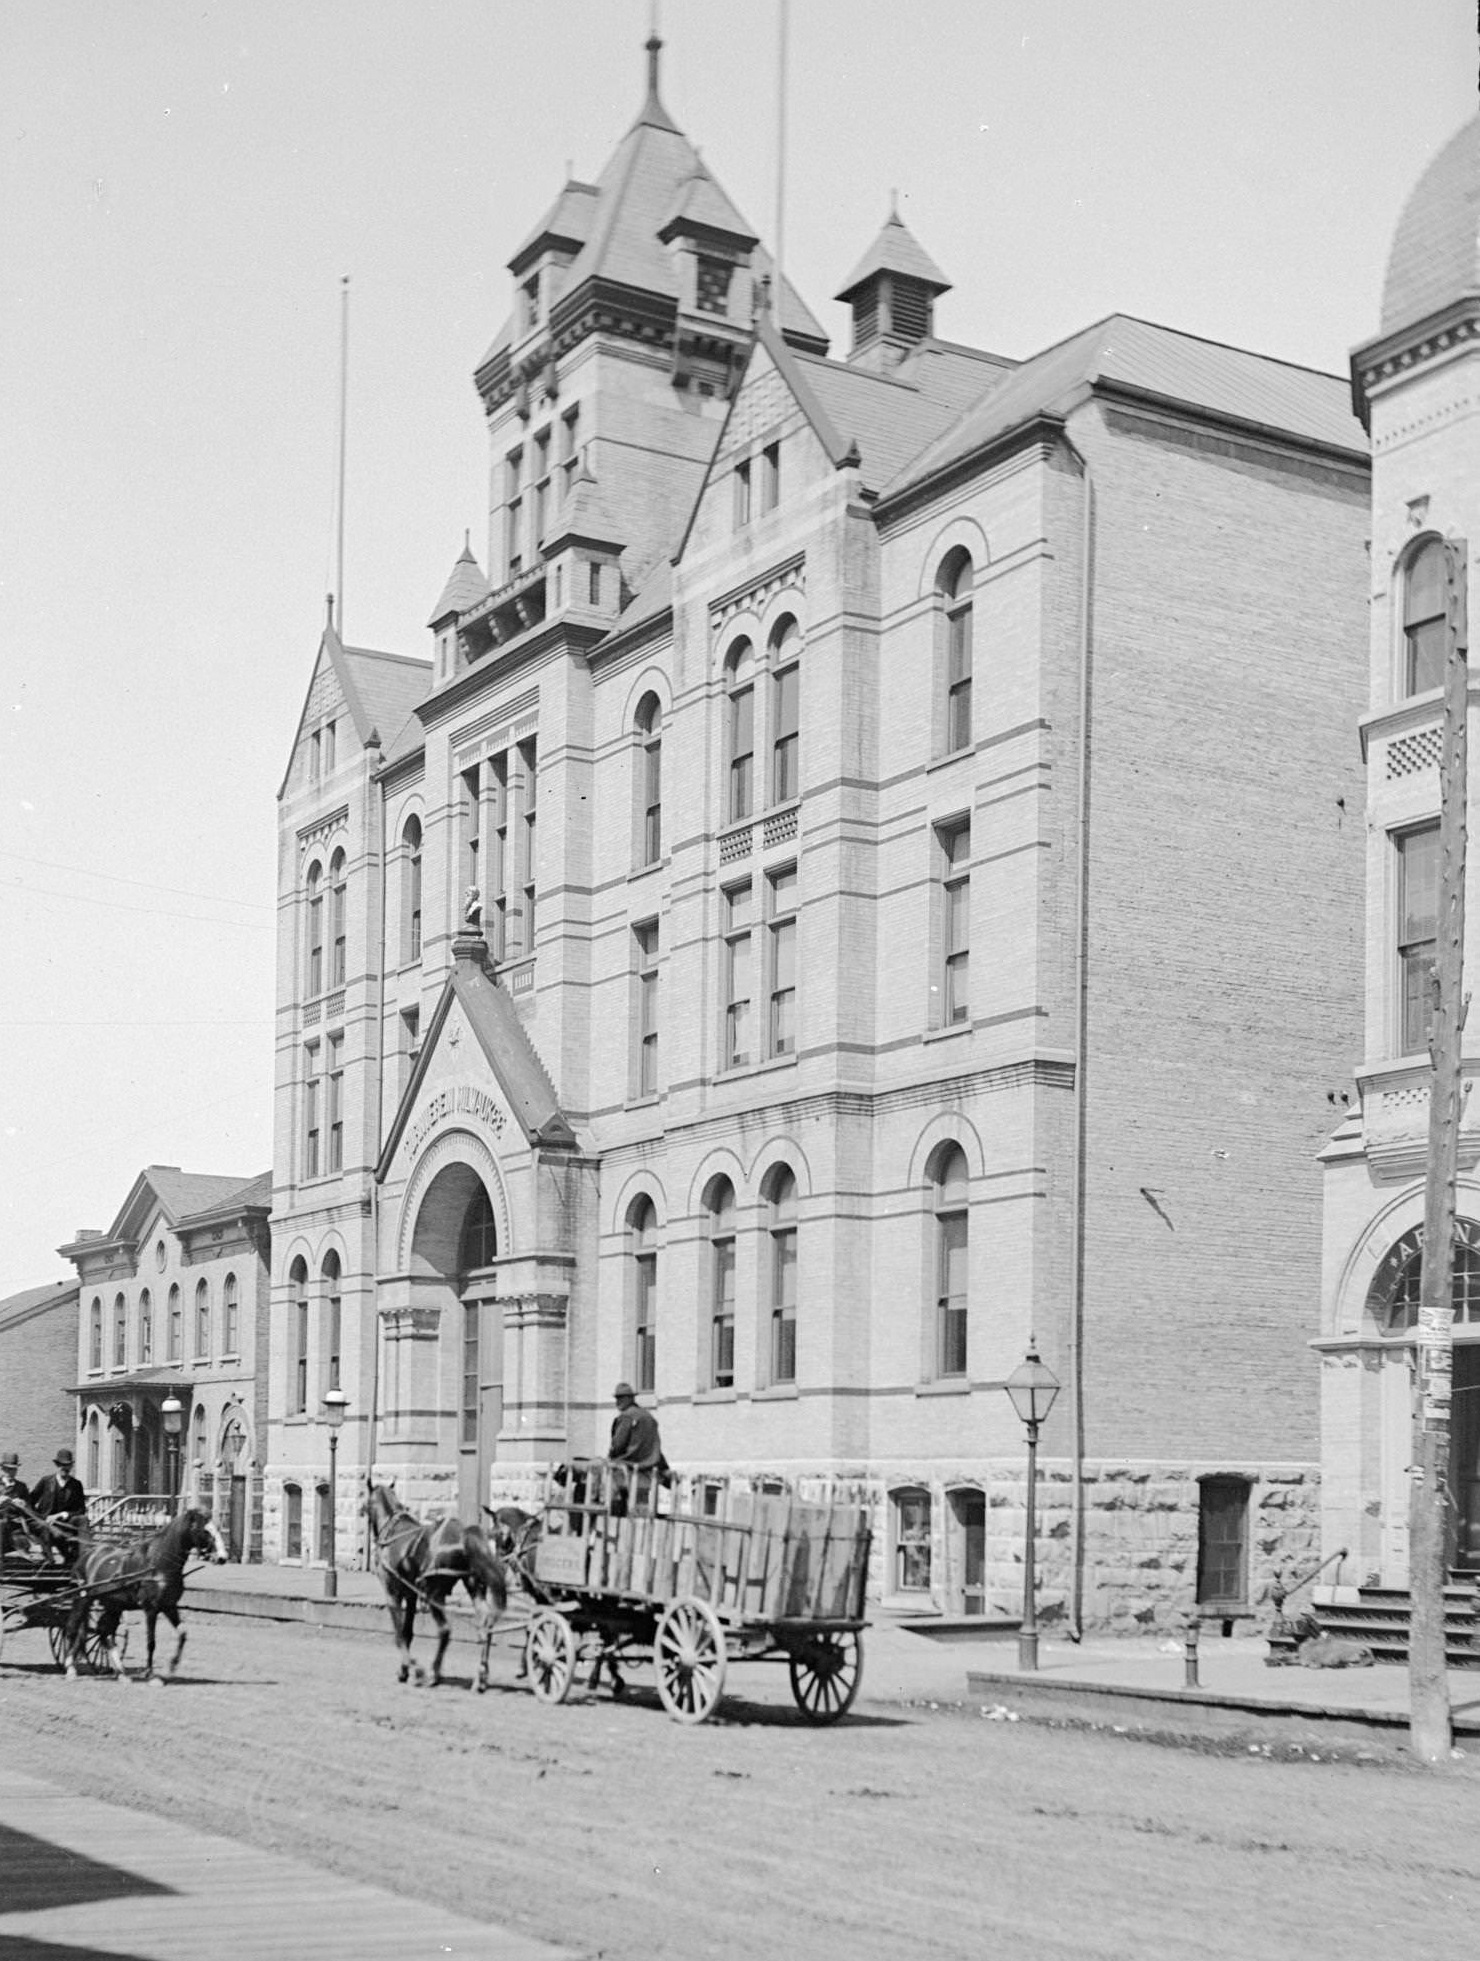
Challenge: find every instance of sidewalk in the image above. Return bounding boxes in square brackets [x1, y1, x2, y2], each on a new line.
[180, 1560, 1480, 1743]
[0, 1767, 579, 1959]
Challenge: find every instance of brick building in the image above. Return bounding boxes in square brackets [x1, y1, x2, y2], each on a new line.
[268, 35, 1370, 1629]
[0, 1280, 79, 1482]
[60, 1166, 272, 1560]
[1318, 116, 1480, 1585]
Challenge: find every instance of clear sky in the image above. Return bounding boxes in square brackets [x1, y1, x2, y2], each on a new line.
[0, 0, 1474, 1296]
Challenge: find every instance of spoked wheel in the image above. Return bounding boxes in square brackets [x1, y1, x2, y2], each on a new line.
[655, 1598, 727, 1725]
[524, 1609, 578, 1705]
[48, 1605, 108, 1674]
[787, 1629, 863, 1724]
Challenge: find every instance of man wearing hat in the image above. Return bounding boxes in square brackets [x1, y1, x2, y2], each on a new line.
[607, 1382, 666, 1515]
[0, 1452, 32, 1561]
[30, 1449, 86, 1567]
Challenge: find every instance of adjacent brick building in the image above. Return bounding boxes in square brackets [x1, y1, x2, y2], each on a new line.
[60, 1166, 272, 1560]
[0, 1280, 79, 1481]
[267, 34, 1371, 1629]
[1318, 115, 1480, 1586]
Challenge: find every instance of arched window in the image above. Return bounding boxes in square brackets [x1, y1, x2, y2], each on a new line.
[459, 1186, 498, 1275]
[193, 1279, 209, 1359]
[168, 1283, 182, 1361]
[1403, 539, 1447, 697]
[940, 552, 973, 753]
[707, 1178, 737, 1390]
[138, 1289, 153, 1365]
[1387, 1245, 1480, 1329]
[305, 862, 324, 996]
[222, 1272, 239, 1353]
[724, 640, 754, 823]
[769, 617, 800, 805]
[401, 816, 423, 964]
[284, 1482, 303, 1559]
[191, 1403, 206, 1479]
[629, 1197, 657, 1395]
[112, 1293, 127, 1368]
[289, 1257, 309, 1414]
[635, 694, 662, 866]
[329, 849, 347, 988]
[321, 1251, 342, 1393]
[766, 1167, 797, 1385]
[86, 1410, 100, 1488]
[88, 1297, 102, 1371]
[933, 1145, 969, 1378]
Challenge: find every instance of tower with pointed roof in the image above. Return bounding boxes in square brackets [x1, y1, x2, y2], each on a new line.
[835, 203, 951, 370]
[1318, 117, 1480, 1591]
[263, 27, 1379, 1633]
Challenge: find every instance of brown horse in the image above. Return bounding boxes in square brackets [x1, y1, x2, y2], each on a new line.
[365, 1483, 508, 1691]
[65, 1507, 228, 1682]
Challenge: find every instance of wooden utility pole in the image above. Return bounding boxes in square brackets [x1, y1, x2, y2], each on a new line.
[1410, 539, 1470, 1764]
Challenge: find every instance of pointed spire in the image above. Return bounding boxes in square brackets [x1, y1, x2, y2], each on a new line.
[632, 30, 679, 133]
[428, 536, 491, 627]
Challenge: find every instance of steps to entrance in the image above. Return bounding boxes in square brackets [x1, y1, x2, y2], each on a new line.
[1304, 1577, 1480, 1667]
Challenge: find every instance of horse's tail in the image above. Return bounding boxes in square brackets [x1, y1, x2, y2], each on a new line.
[462, 1523, 508, 1617]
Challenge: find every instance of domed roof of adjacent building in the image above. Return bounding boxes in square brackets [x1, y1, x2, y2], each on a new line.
[1379, 116, 1479, 336]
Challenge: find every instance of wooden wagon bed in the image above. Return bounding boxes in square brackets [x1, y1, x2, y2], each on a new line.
[521, 1464, 871, 1724]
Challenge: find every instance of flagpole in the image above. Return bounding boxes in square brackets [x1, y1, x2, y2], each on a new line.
[336, 274, 349, 637]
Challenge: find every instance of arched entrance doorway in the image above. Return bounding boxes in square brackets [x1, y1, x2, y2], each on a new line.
[219, 1411, 250, 1561]
[1372, 1222, 1480, 1569]
[408, 1159, 504, 1517]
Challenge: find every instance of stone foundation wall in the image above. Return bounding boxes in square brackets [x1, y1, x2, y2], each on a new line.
[314, 1456, 1322, 1634]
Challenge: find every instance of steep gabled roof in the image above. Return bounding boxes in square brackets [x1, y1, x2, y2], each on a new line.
[658, 165, 757, 248]
[836, 207, 951, 301]
[881, 313, 1367, 504]
[428, 538, 492, 627]
[791, 353, 962, 494]
[278, 614, 431, 796]
[339, 647, 432, 755]
[376, 945, 576, 1177]
[544, 464, 624, 552]
[509, 179, 600, 276]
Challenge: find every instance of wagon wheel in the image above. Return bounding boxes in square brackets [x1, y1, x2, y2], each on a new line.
[48, 1603, 109, 1674]
[787, 1629, 863, 1724]
[655, 1598, 727, 1725]
[524, 1609, 578, 1705]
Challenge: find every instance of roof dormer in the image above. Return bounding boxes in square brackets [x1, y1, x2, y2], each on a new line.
[835, 203, 951, 369]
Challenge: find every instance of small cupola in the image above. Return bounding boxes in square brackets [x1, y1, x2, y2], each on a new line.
[835, 201, 951, 368]
[427, 534, 490, 684]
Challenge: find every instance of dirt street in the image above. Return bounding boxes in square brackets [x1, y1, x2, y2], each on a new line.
[2, 1612, 1476, 1961]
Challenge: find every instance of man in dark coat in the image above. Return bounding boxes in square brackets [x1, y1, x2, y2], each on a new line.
[0, 1452, 33, 1561]
[607, 1383, 665, 1513]
[29, 1449, 87, 1566]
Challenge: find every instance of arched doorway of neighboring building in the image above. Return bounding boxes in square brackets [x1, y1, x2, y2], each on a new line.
[219, 1411, 250, 1561]
[408, 1158, 504, 1518]
[1374, 1223, 1480, 1568]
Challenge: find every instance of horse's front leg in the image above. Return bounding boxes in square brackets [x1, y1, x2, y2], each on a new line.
[390, 1586, 422, 1686]
[99, 1607, 128, 1682]
[159, 1606, 186, 1682]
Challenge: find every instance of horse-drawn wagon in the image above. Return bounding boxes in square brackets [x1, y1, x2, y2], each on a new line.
[0, 1554, 108, 1672]
[518, 1464, 871, 1725]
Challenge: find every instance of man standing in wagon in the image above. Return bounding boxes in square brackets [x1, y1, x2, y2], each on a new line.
[607, 1382, 666, 1513]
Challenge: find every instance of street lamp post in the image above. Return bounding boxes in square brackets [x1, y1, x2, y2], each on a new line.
[161, 1396, 183, 1512]
[1002, 1342, 1061, 1673]
[321, 1389, 349, 1599]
